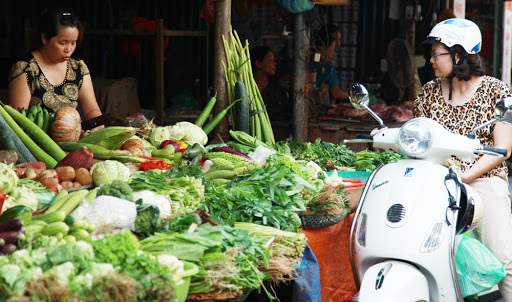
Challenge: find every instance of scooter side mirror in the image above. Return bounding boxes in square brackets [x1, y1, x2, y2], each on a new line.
[348, 83, 386, 128]
[349, 83, 370, 109]
[495, 96, 512, 124]
[470, 95, 512, 137]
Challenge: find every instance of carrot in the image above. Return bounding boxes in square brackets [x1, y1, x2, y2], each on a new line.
[202, 99, 241, 135]
[2, 104, 66, 162]
[195, 92, 217, 127]
[0, 104, 57, 168]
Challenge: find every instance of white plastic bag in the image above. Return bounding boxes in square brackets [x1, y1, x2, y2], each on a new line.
[248, 145, 276, 166]
[71, 195, 137, 235]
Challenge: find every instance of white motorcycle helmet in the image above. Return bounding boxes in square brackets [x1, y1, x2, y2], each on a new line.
[423, 18, 482, 55]
[423, 18, 482, 100]
[456, 182, 483, 234]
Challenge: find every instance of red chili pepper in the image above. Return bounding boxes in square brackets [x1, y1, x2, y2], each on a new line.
[140, 160, 172, 171]
[0, 191, 6, 214]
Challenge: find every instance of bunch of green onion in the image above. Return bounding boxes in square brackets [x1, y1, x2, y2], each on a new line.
[221, 29, 275, 145]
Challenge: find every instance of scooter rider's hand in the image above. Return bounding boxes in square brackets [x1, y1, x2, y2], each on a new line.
[446, 158, 465, 180]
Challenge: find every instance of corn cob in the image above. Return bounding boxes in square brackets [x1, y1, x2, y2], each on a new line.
[77, 126, 137, 149]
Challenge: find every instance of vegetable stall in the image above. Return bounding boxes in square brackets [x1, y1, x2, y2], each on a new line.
[0, 31, 404, 302]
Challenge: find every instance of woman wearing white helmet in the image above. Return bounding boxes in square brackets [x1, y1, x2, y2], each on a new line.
[415, 18, 512, 301]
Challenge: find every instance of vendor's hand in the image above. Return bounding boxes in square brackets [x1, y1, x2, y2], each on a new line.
[370, 127, 387, 137]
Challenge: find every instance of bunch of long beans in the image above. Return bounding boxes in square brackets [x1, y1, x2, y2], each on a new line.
[221, 29, 275, 145]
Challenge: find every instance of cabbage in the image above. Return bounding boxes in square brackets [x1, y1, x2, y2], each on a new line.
[2, 185, 39, 213]
[90, 160, 131, 186]
[149, 127, 171, 147]
[175, 121, 208, 145]
[0, 163, 18, 194]
[166, 123, 186, 142]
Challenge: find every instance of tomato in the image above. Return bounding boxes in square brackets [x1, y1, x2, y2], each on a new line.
[0, 191, 6, 213]
[140, 160, 172, 171]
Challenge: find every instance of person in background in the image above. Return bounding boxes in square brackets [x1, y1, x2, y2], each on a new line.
[8, 8, 102, 122]
[416, 18, 512, 300]
[311, 24, 347, 105]
[251, 45, 291, 121]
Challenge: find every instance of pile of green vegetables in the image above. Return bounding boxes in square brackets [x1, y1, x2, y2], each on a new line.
[0, 230, 179, 301]
[140, 219, 273, 298]
[273, 139, 404, 172]
[203, 164, 318, 232]
[129, 169, 205, 218]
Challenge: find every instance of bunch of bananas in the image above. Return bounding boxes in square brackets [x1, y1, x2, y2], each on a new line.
[20, 103, 53, 134]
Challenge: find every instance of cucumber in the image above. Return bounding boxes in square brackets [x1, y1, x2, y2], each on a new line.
[63, 235, 76, 243]
[69, 229, 90, 240]
[234, 80, 250, 134]
[41, 221, 69, 236]
[0, 109, 36, 163]
[31, 211, 66, 224]
[0, 113, 24, 163]
[204, 169, 237, 180]
[0, 205, 32, 225]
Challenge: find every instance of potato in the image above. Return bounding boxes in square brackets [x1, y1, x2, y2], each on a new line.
[73, 182, 82, 188]
[75, 168, 93, 186]
[60, 181, 74, 189]
[126, 146, 143, 157]
[37, 169, 60, 193]
[123, 138, 144, 151]
[56, 166, 75, 182]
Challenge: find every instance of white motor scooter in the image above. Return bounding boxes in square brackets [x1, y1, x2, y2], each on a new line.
[346, 83, 512, 302]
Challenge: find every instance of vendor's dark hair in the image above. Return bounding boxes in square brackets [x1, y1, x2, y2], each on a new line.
[312, 24, 340, 50]
[251, 46, 272, 70]
[450, 45, 485, 81]
[40, 8, 82, 41]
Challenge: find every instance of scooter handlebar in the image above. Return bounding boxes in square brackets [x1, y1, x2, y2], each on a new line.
[344, 134, 374, 144]
[475, 146, 508, 157]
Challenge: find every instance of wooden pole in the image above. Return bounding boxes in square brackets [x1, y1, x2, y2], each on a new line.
[155, 19, 165, 125]
[293, 13, 309, 142]
[212, 0, 231, 142]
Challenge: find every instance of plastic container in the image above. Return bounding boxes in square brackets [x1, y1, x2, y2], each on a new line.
[342, 179, 366, 212]
[326, 171, 372, 182]
[175, 261, 199, 302]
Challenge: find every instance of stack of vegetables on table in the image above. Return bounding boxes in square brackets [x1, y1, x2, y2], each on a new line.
[0, 96, 404, 301]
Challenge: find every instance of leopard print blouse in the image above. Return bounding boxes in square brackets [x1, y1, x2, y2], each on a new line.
[413, 76, 511, 178]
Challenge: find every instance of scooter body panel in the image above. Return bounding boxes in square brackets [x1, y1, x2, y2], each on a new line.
[359, 260, 429, 302]
[355, 159, 461, 301]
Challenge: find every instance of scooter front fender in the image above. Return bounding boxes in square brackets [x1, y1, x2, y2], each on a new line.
[357, 260, 429, 302]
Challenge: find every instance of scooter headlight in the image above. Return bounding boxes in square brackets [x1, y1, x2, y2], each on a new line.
[398, 119, 433, 156]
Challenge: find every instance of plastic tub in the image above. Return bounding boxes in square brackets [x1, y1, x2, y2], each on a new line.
[331, 178, 366, 212]
[343, 179, 366, 212]
[326, 171, 372, 182]
[175, 261, 199, 302]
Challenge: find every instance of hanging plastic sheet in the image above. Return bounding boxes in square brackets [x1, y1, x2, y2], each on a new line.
[292, 243, 322, 302]
[276, 0, 314, 14]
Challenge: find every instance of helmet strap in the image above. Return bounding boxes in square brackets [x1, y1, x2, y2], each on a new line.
[448, 75, 454, 101]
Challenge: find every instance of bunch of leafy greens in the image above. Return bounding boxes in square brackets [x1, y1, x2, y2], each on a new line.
[273, 139, 356, 170]
[129, 169, 205, 218]
[0, 237, 173, 301]
[90, 229, 176, 301]
[140, 221, 272, 298]
[264, 153, 324, 191]
[354, 150, 405, 171]
[203, 165, 318, 232]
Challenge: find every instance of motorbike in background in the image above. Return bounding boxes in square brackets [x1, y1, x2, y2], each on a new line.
[346, 83, 512, 302]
